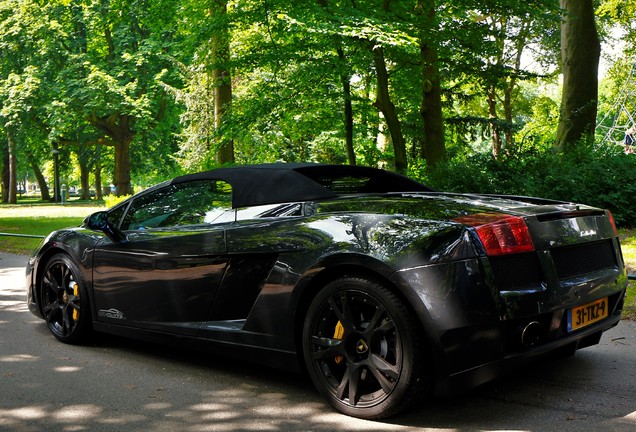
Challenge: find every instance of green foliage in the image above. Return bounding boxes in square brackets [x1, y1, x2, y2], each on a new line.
[0, 0, 634, 208]
[619, 228, 636, 320]
[418, 143, 636, 227]
[104, 194, 132, 208]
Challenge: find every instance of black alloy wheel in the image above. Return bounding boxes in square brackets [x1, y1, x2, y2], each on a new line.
[303, 276, 429, 419]
[40, 253, 91, 344]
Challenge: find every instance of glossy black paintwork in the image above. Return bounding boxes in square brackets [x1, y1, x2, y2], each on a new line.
[26, 188, 628, 395]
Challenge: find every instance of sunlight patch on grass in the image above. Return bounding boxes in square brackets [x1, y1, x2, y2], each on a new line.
[0, 205, 102, 219]
[618, 229, 636, 320]
[0, 204, 103, 255]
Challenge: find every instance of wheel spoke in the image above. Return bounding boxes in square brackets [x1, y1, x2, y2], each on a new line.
[335, 364, 362, 405]
[370, 354, 400, 379]
[369, 354, 400, 393]
[328, 292, 356, 332]
[43, 300, 60, 319]
[68, 301, 80, 314]
[43, 270, 61, 293]
[366, 304, 387, 334]
[62, 265, 71, 283]
[43, 300, 61, 324]
[372, 317, 396, 337]
[61, 306, 73, 336]
[311, 336, 344, 360]
[347, 365, 361, 405]
[335, 368, 349, 400]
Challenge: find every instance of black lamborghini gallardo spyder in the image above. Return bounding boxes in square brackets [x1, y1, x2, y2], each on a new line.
[26, 163, 627, 419]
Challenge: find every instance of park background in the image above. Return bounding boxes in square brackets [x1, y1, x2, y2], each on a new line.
[1, 1, 636, 223]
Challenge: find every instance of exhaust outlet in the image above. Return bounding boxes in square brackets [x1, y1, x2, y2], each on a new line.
[521, 321, 542, 347]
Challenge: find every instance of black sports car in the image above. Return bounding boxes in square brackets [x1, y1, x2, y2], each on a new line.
[26, 163, 627, 419]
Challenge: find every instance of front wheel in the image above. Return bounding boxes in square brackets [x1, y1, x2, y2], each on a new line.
[302, 276, 430, 419]
[39, 253, 92, 344]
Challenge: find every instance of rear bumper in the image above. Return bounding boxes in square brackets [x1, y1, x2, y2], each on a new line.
[434, 301, 624, 397]
[392, 258, 627, 397]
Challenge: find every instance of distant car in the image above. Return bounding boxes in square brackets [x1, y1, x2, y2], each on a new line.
[26, 163, 628, 419]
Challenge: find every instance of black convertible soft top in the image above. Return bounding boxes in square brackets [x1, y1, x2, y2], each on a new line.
[171, 163, 432, 208]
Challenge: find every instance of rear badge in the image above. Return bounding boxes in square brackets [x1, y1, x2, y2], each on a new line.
[98, 308, 126, 320]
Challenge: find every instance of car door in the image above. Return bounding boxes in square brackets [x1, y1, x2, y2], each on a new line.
[91, 179, 233, 336]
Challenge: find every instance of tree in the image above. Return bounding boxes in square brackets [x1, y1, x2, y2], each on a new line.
[210, 0, 235, 164]
[372, 44, 408, 174]
[0, 1, 45, 203]
[556, 0, 601, 149]
[1, 142, 8, 203]
[56, 0, 181, 195]
[416, 0, 445, 168]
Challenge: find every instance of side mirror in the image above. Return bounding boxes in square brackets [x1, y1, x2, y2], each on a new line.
[84, 211, 127, 243]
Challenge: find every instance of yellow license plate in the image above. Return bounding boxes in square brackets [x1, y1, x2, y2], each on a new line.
[567, 297, 608, 332]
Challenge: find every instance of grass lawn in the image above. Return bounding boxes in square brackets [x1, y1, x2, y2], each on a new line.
[1, 202, 635, 320]
[0, 203, 103, 255]
[619, 229, 636, 320]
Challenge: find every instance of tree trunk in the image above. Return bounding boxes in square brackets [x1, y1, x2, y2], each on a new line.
[79, 158, 90, 200]
[338, 47, 356, 166]
[28, 157, 51, 201]
[417, 1, 446, 168]
[113, 138, 132, 196]
[95, 156, 103, 201]
[7, 133, 17, 204]
[503, 22, 528, 153]
[556, 0, 600, 150]
[503, 86, 514, 152]
[372, 45, 407, 174]
[1, 149, 8, 203]
[88, 113, 134, 196]
[211, 0, 234, 165]
[487, 86, 503, 158]
[317, 1, 356, 166]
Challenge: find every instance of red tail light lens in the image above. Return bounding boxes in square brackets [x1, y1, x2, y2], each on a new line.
[454, 213, 535, 256]
[607, 210, 618, 236]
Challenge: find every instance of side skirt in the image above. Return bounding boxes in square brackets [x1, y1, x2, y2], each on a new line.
[92, 322, 302, 373]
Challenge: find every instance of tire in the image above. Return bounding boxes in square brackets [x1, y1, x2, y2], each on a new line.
[302, 276, 430, 419]
[39, 253, 92, 344]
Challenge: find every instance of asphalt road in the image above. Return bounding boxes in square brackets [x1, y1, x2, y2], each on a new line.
[1, 251, 635, 432]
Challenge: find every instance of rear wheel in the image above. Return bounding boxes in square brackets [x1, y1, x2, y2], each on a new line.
[303, 276, 429, 419]
[39, 253, 91, 344]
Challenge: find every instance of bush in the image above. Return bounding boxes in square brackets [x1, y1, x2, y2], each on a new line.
[419, 144, 636, 227]
[104, 194, 132, 208]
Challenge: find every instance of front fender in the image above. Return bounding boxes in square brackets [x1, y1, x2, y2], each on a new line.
[27, 228, 103, 319]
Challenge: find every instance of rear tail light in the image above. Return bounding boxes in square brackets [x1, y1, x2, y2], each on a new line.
[453, 213, 535, 256]
[607, 210, 618, 236]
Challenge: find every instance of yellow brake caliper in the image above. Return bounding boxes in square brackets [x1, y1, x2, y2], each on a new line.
[333, 321, 344, 364]
[71, 281, 80, 321]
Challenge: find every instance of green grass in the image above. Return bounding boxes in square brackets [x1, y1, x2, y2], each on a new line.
[0, 204, 103, 255]
[0, 216, 86, 254]
[619, 229, 636, 320]
[2, 202, 636, 320]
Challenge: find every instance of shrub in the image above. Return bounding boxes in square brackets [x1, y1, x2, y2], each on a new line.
[420, 144, 636, 227]
[103, 194, 132, 208]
